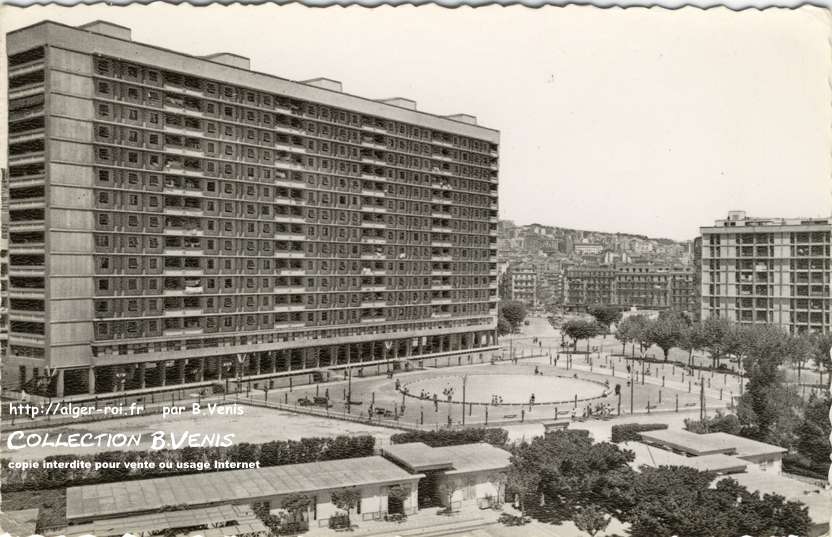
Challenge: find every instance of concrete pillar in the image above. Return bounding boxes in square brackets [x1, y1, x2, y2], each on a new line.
[198, 358, 205, 382]
[347, 345, 352, 365]
[88, 367, 96, 395]
[217, 358, 224, 380]
[139, 362, 146, 389]
[158, 361, 167, 387]
[272, 352, 278, 374]
[177, 360, 186, 384]
[255, 354, 262, 375]
[55, 369, 64, 398]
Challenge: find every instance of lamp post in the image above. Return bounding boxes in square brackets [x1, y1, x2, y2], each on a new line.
[346, 367, 353, 415]
[235, 353, 246, 400]
[222, 358, 233, 398]
[115, 370, 127, 406]
[461, 375, 468, 426]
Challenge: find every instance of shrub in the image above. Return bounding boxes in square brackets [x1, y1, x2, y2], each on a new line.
[610, 423, 669, 443]
[390, 428, 508, 447]
[327, 513, 350, 530]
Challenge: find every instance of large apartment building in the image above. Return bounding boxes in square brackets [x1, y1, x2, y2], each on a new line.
[563, 263, 697, 313]
[5, 20, 500, 396]
[700, 211, 831, 334]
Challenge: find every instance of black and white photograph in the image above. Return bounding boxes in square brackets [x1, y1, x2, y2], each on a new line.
[0, 4, 830, 537]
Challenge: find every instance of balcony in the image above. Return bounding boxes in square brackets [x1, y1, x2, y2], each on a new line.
[9, 151, 45, 166]
[361, 285, 386, 292]
[9, 288, 44, 298]
[163, 268, 203, 277]
[163, 123, 203, 137]
[274, 215, 307, 226]
[164, 206, 204, 217]
[360, 221, 385, 229]
[273, 286, 306, 294]
[9, 265, 45, 276]
[9, 198, 45, 211]
[361, 237, 386, 245]
[274, 304, 306, 313]
[275, 232, 306, 241]
[165, 228, 204, 237]
[362, 205, 387, 213]
[9, 129, 45, 144]
[362, 300, 387, 307]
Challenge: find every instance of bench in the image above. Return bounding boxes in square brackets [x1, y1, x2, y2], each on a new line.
[503, 414, 518, 419]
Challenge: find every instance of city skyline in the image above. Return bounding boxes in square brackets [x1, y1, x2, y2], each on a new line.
[2, 5, 830, 241]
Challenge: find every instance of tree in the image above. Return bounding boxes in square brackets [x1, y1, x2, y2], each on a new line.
[614, 318, 634, 356]
[507, 430, 635, 523]
[736, 324, 801, 444]
[388, 484, 411, 512]
[497, 315, 512, 336]
[645, 312, 685, 361]
[573, 505, 611, 537]
[679, 323, 707, 367]
[811, 332, 832, 389]
[330, 487, 361, 526]
[625, 466, 811, 537]
[587, 306, 622, 334]
[700, 316, 732, 369]
[789, 333, 815, 385]
[794, 393, 831, 477]
[506, 442, 543, 519]
[281, 493, 313, 522]
[499, 300, 527, 333]
[684, 411, 741, 435]
[562, 320, 601, 353]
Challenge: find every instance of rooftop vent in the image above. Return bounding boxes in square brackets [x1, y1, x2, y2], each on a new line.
[78, 21, 132, 41]
[445, 113, 478, 126]
[378, 98, 417, 111]
[301, 78, 343, 92]
[202, 53, 250, 70]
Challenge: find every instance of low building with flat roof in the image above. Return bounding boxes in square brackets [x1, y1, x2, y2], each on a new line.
[381, 442, 511, 509]
[639, 429, 786, 473]
[66, 456, 421, 527]
[621, 441, 747, 474]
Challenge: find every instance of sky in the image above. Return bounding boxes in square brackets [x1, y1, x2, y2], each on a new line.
[1, 5, 829, 241]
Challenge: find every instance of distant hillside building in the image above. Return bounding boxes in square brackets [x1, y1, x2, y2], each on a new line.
[574, 242, 604, 256]
[700, 211, 831, 333]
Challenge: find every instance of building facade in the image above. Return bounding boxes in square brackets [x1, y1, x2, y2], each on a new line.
[5, 21, 500, 396]
[502, 264, 537, 307]
[700, 211, 831, 334]
[563, 263, 697, 313]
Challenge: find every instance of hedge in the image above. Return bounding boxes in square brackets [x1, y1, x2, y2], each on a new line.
[1, 434, 375, 492]
[610, 423, 669, 443]
[390, 428, 508, 447]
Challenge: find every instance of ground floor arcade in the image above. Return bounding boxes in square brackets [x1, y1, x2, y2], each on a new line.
[28, 330, 498, 397]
